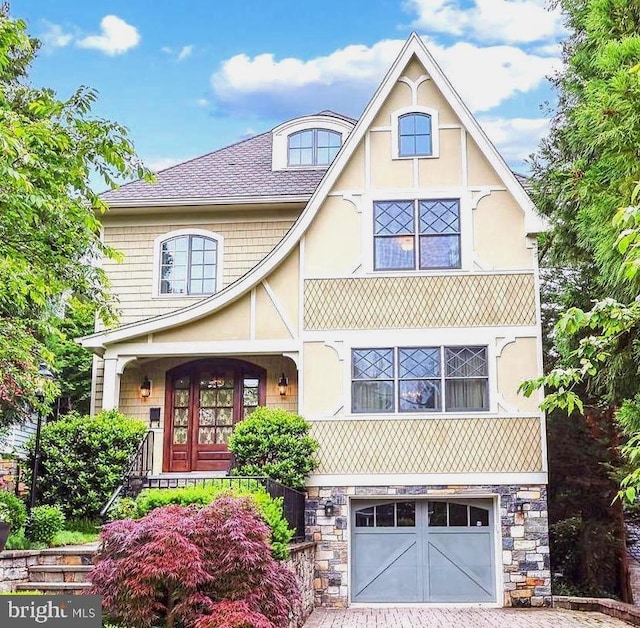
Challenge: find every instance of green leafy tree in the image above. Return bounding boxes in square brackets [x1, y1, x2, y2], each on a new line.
[0, 10, 151, 424]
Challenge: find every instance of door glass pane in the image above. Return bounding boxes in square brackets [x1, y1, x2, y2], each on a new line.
[470, 506, 489, 527]
[396, 501, 416, 527]
[216, 426, 233, 444]
[355, 507, 374, 527]
[428, 501, 447, 527]
[199, 408, 215, 425]
[200, 389, 215, 407]
[216, 388, 234, 406]
[174, 389, 189, 407]
[448, 503, 469, 527]
[198, 426, 215, 445]
[216, 407, 233, 425]
[243, 386, 258, 406]
[174, 408, 188, 427]
[376, 503, 395, 527]
[173, 427, 187, 445]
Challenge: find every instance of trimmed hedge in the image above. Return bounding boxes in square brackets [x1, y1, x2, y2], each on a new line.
[25, 410, 146, 519]
[120, 481, 294, 559]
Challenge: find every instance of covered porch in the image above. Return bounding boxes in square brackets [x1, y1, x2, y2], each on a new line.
[96, 346, 299, 476]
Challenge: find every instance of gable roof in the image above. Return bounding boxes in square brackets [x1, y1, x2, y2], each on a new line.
[82, 33, 546, 351]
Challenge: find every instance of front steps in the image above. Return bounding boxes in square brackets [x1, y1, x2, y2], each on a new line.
[14, 544, 98, 595]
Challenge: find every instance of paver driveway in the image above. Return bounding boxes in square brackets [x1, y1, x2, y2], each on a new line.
[304, 607, 629, 627]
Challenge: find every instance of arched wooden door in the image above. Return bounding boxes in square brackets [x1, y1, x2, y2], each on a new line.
[163, 359, 266, 472]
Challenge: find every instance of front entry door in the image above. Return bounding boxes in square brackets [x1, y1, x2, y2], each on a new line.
[164, 360, 264, 472]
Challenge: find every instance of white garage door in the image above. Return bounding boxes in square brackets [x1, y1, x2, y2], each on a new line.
[351, 499, 496, 603]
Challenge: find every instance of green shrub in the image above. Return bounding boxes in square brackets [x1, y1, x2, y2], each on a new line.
[25, 505, 65, 545]
[0, 490, 26, 530]
[25, 409, 146, 519]
[108, 497, 138, 521]
[228, 407, 318, 489]
[5, 528, 31, 550]
[133, 481, 294, 559]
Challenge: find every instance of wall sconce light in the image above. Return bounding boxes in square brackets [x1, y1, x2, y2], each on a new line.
[514, 499, 526, 513]
[140, 376, 152, 400]
[324, 499, 335, 517]
[278, 373, 288, 397]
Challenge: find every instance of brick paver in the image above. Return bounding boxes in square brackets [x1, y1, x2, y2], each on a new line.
[304, 608, 629, 627]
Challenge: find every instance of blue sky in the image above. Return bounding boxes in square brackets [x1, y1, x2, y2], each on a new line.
[12, 1, 564, 176]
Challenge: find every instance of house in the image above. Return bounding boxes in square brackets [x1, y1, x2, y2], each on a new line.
[80, 34, 550, 608]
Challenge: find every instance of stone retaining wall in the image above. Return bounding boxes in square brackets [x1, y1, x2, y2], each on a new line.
[306, 484, 550, 608]
[286, 541, 316, 626]
[0, 550, 41, 592]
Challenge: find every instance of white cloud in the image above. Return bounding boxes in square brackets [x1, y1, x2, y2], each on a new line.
[161, 46, 172, 54]
[211, 37, 560, 117]
[77, 15, 140, 56]
[177, 45, 194, 61]
[145, 156, 187, 172]
[404, 0, 565, 44]
[195, 98, 209, 107]
[40, 22, 73, 49]
[478, 116, 550, 164]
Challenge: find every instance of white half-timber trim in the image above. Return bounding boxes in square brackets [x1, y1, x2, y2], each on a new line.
[306, 472, 548, 487]
[80, 33, 547, 352]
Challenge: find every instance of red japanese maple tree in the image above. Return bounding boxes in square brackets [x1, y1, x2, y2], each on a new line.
[89, 496, 301, 627]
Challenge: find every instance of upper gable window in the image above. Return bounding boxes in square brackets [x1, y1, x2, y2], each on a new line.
[155, 230, 223, 297]
[398, 113, 432, 157]
[373, 199, 461, 271]
[391, 106, 439, 160]
[287, 129, 341, 166]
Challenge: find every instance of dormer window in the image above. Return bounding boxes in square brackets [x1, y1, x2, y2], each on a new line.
[287, 129, 341, 166]
[154, 229, 224, 297]
[398, 113, 432, 157]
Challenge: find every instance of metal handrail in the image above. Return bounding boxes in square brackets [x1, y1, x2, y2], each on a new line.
[100, 430, 154, 518]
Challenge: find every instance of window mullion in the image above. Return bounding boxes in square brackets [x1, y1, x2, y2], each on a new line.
[440, 346, 446, 412]
[186, 236, 193, 295]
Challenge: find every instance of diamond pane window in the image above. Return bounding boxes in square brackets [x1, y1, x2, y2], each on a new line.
[160, 234, 218, 295]
[288, 129, 341, 166]
[419, 200, 461, 269]
[398, 113, 432, 157]
[444, 346, 489, 411]
[352, 346, 489, 414]
[374, 201, 415, 270]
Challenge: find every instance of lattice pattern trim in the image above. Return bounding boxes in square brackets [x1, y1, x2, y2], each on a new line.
[309, 417, 543, 474]
[304, 274, 536, 329]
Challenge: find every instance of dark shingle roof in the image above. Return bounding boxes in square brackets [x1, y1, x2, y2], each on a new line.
[102, 131, 328, 204]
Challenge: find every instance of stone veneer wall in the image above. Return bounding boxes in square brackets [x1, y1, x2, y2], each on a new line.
[305, 484, 550, 608]
[285, 541, 317, 626]
[0, 550, 40, 592]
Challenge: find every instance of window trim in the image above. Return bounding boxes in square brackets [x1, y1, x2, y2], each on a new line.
[152, 228, 224, 299]
[391, 106, 440, 160]
[351, 345, 490, 415]
[398, 112, 433, 157]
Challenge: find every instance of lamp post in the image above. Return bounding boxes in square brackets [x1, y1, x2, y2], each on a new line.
[29, 363, 55, 512]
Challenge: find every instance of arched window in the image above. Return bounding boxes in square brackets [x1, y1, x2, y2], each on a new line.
[398, 113, 432, 157]
[287, 128, 341, 166]
[158, 232, 221, 296]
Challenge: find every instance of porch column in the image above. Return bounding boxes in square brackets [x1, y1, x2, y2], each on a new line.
[101, 358, 121, 410]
